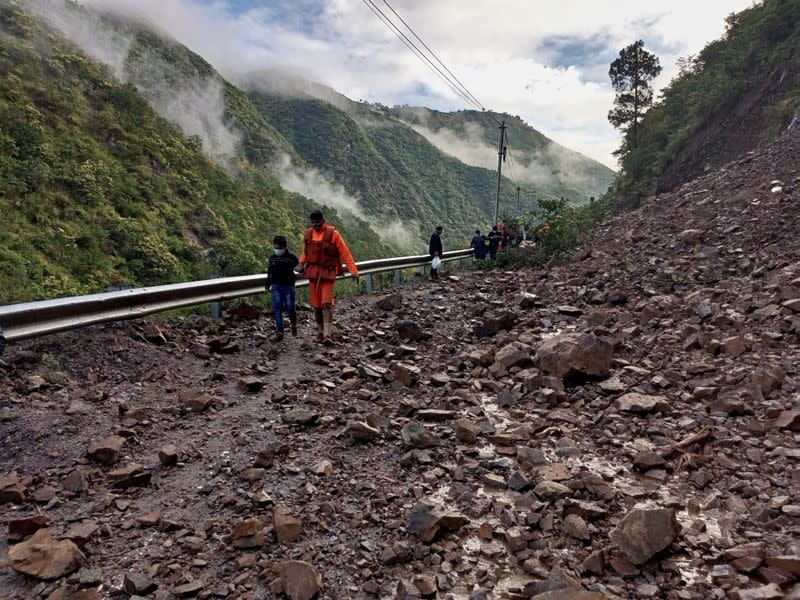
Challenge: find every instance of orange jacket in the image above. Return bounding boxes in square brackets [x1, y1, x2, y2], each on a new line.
[300, 224, 358, 280]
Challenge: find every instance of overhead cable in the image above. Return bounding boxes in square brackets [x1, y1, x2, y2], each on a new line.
[362, 0, 480, 110]
[363, 0, 499, 122]
[380, 0, 487, 111]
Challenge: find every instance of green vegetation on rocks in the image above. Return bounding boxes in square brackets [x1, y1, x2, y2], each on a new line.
[615, 0, 800, 206]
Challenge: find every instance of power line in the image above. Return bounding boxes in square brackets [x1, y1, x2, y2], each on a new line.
[362, 0, 481, 111]
[380, 0, 487, 111]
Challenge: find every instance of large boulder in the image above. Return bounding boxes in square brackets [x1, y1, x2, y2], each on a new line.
[8, 529, 86, 580]
[609, 507, 680, 565]
[535, 333, 613, 382]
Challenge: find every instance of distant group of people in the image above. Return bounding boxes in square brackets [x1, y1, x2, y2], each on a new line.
[470, 225, 504, 260]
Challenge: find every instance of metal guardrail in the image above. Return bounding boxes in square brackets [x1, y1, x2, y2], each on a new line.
[0, 249, 473, 345]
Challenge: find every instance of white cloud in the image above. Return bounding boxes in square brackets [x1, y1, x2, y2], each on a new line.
[78, 0, 753, 167]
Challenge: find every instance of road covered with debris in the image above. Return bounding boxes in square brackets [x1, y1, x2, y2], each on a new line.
[1, 131, 799, 600]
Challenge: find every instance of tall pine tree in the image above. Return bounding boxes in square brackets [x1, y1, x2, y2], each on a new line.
[608, 40, 661, 152]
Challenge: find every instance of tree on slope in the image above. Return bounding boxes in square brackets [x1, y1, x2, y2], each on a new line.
[608, 40, 662, 152]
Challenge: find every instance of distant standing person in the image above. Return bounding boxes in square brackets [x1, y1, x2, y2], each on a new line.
[470, 229, 487, 260]
[265, 235, 298, 342]
[488, 225, 501, 260]
[428, 225, 443, 280]
[298, 209, 359, 345]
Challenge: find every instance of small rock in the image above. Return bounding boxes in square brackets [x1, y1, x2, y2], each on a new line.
[533, 481, 571, 501]
[124, 572, 158, 595]
[158, 444, 179, 467]
[274, 507, 303, 543]
[8, 515, 50, 542]
[375, 294, 403, 311]
[279, 560, 322, 600]
[453, 418, 477, 443]
[609, 507, 680, 565]
[616, 393, 669, 414]
[345, 420, 380, 442]
[173, 580, 204, 597]
[8, 529, 86, 580]
[401, 423, 440, 449]
[560, 514, 590, 541]
[396, 321, 431, 342]
[86, 435, 126, 465]
[232, 517, 264, 549]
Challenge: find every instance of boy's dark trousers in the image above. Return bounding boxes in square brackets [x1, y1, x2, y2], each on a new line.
[271, 284, 297, 333]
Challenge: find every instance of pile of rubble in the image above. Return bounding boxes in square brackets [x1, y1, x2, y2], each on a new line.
[0, 130, 798, 599]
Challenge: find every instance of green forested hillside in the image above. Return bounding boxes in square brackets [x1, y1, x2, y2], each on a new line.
[247, 92, 516, 237]
[0, 2, 389, 303]
[0, 0, 620, 303]
[616, 0, 800, 205]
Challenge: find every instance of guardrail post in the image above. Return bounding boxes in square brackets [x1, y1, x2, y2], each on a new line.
[419, 265, 426, 277]
[365, 273, 374, 294]
[210, 301, 222, 319]
[394, 269, 402, 286]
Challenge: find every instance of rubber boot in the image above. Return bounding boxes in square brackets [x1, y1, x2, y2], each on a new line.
[314, 308, 324, 343]
[322, 305, 334, 346]
[289, 314, 298, 337]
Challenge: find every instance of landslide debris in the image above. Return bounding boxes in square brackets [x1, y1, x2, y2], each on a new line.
[1, 130, 799, 599]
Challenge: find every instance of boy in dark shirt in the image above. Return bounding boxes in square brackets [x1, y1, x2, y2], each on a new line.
[265, 235, 299, 342]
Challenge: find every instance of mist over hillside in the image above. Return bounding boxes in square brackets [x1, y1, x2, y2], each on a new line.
[1, 0, 619, 302]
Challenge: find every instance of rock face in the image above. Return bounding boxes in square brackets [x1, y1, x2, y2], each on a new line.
[279, 560, 322, 600]
[609, 507, 680, 565]
[8, 529, 86, 580]
[535, 333, 613, 382]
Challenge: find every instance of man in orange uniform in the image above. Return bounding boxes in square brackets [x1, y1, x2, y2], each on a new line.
[298, 209, 359, 345]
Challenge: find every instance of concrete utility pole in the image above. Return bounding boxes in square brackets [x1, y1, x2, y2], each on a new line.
[494, 119, 506, 226]
[516, 186, 521, 212]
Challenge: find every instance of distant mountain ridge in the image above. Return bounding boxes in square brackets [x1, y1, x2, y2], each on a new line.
[0, 0, 616, 302]
[385, 106, 616, 203]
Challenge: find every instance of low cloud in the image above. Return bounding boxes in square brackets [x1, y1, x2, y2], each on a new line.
[28, 0, 240, 163]
[28, 0, 130, 79]
[273, 154, 421, 250]
[395, 108, 610, 196]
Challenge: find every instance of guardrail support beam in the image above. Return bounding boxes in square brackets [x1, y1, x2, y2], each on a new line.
[394, 269, 402, 286]
[365, 273, 374, 294]
[210, 301, 222, 319]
